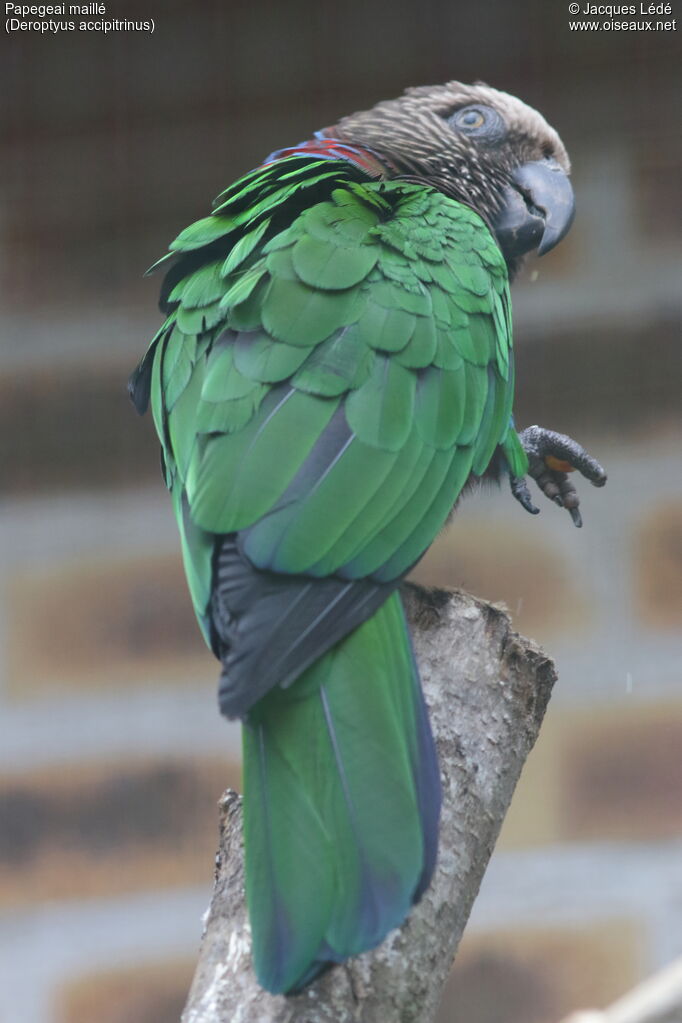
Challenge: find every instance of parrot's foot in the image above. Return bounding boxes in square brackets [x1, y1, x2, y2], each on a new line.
[511, 425, 607, 528]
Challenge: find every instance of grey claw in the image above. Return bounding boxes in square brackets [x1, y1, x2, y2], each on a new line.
[510, 474, 540, 515]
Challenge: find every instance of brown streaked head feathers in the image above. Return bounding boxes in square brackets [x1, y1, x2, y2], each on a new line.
[330, 81, 570, 222]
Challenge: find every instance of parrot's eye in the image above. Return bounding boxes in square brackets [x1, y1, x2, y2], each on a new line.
[459, 109, 485, 128]
[448, 105, 505, 143]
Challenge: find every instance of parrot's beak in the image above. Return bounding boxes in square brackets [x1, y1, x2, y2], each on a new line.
[492, 158, 575, 260]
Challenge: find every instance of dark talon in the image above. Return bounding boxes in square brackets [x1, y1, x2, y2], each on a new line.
[559, 476, 579, 508]
[510, 474, 540, 515]
[569, 506, 583, 528]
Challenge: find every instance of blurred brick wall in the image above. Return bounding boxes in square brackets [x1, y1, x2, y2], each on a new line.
[1, 1, 680, 1020]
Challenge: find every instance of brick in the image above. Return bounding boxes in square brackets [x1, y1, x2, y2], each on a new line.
[56, 958, 196, 1023]
[438, 920, 640, 1023]
[0, 366, 159, 495]
[636, 148, 682, 244]
[513, 317, 681, 442]
[500, 703, 682, 848]
[560, 704, 682, 841]
[496, 710, 564, 849]
[0, 757, 239, 907]
[411, 523, 590, 643]
[7, 555, 214, 699]
[634, 502, 682, 630]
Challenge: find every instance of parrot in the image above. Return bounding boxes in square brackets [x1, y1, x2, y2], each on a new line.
[129, 81, 606, 995]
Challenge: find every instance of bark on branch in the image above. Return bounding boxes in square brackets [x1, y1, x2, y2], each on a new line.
[182, 584, 557, 1023]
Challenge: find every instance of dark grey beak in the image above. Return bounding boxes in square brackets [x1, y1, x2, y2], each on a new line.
[492, 158, 575, 260]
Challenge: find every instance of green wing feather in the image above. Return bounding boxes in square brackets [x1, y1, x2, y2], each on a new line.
[141, 165, 526, 639]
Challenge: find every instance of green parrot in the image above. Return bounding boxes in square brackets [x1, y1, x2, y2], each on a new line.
[130, 81, 606, 994]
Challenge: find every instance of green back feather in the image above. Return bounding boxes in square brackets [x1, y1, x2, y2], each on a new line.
[136, 158, 527, 641]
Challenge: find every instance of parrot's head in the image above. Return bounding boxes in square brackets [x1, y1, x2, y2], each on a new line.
[330, 81, 574, 275]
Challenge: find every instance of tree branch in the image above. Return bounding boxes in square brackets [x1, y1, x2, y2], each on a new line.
[561, 956, 682, 1023]
[182, 584, 556, 1023]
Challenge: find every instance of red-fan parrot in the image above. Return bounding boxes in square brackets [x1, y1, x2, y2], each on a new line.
[130, 81, 606, 994]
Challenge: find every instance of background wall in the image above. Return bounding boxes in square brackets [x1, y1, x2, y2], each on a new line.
[1, 2, 680, 1020]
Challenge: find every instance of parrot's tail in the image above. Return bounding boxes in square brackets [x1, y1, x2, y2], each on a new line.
[241, 590, 441, 994]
